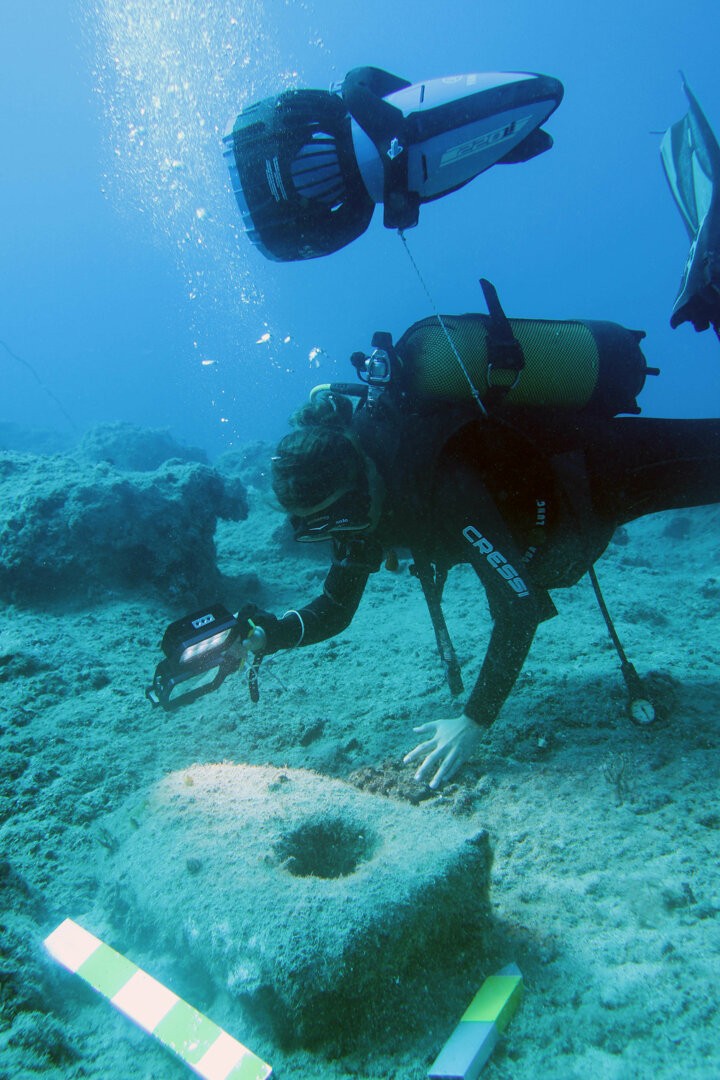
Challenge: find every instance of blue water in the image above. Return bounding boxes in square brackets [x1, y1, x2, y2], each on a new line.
[2, 0, 719, 458]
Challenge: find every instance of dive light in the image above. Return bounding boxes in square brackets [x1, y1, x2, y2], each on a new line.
[146, 604, 266, 710]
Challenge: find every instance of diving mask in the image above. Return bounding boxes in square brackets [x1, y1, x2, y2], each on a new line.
[290, 486, 373, 543]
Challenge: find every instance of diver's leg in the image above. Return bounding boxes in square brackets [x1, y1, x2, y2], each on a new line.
[585, 417, 720, 526]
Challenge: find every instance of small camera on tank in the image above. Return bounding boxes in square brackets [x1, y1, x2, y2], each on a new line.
[146, 605, 243, 710]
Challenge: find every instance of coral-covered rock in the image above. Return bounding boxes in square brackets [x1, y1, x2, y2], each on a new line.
[0, 450, 248, 603]
[76, 422, 207, 472]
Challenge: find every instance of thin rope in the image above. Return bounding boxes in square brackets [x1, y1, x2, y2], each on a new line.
[0, 338, 78, 430]
[398, 231, 488, 418]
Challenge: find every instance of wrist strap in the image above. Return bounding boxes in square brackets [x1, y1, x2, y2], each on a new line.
[281, 610, 305, 647]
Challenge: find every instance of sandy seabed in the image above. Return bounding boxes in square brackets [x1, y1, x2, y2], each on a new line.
[1, 482, 719, 1080]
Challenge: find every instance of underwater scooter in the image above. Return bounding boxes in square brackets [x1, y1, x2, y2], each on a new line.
[223, 66, 564, 261]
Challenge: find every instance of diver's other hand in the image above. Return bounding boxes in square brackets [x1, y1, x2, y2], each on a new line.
[403, 714, 483, 789]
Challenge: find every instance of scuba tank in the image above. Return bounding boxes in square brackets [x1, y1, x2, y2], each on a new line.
[339, 280, 658, 417]
[393, 313, 651, 416]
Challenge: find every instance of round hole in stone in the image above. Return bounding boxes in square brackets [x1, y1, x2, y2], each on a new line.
[274, 815, 376, 879]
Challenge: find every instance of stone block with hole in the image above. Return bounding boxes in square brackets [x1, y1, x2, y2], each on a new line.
[101, 764, 492, 1048]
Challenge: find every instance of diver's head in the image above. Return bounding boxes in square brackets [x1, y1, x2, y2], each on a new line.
[271, 426, 382, 542]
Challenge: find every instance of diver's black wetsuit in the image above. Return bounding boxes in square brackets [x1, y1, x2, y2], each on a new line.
[262, 413, 720, 729]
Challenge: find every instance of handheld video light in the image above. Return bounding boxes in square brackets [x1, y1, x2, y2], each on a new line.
[146, 605, 254, 710]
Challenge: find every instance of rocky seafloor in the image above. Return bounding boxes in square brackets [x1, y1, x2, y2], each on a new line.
[1, 422, 718, 1080]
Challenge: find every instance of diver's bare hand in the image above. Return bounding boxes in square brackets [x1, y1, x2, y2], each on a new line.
[403, 714, 483, 789]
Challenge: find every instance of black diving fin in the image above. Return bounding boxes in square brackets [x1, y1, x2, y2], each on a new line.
[661, 76, 720, 337]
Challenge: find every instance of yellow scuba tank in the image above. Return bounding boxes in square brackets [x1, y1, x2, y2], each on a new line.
[394, 313, 649, 414]
[388, 280, 657, 416]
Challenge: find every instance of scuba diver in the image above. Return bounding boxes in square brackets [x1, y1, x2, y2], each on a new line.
[222, 295, 720, 789]
[146, 273, 720, 789]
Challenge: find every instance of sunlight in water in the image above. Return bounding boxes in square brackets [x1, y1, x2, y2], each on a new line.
[83, 0, 324, 436]
[86, 0, 301, 312]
